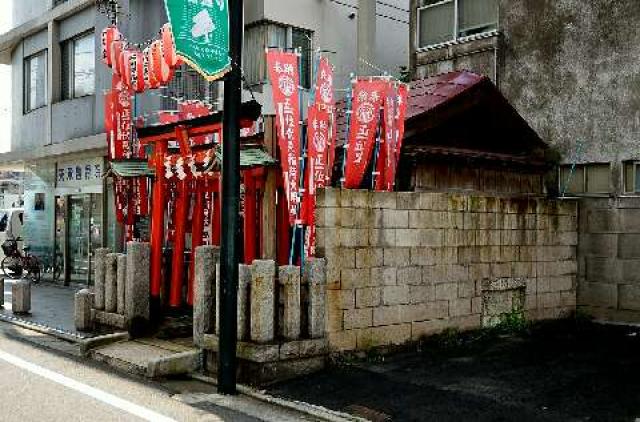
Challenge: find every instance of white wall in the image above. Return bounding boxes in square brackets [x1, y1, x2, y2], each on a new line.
[0, 2, 13, 153]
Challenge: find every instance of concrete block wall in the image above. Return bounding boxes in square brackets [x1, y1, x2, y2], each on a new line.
[578, 197, 640, 321]
[316, 188, 578, 352]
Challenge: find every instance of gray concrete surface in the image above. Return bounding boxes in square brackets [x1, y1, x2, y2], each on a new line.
[0, 322, 317, 421]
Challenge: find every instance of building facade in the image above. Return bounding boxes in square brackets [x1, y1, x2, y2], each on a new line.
[409, 0, 640, 322]
[0, 0, 409, 285]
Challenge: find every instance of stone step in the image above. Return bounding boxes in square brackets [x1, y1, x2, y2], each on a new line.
[90, 338, 201, 378]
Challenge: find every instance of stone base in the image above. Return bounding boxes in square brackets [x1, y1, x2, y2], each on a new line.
[93, 310, 126, 329]
[202, 334, 328, 385]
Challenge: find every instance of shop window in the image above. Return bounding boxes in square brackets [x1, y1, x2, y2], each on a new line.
[244, 22, 312, 88]
[61, 32, 95, 100]
[560, 163, 611, 195]
[24, 50, 47, 112]
[417, 0, 497, 49]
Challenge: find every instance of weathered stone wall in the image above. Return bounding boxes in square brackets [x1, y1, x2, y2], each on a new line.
[316, 189, 578, 352]
[578, 198, 640, 321]
[410, 0, 640, 193]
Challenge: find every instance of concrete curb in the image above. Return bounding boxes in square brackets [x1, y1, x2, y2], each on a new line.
[189, 373, 367, 422]
[0, 311, 129, 355]
[79, 332, 130, 356]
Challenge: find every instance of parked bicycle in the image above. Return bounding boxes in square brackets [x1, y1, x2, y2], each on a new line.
[1, 238, 41, 283]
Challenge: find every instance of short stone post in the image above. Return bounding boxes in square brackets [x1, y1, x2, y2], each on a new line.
[104, 253, 118, 313]
[125, 242, 150, 336]
[250, 260, 276, 343]
[75, 289, 94, 331]
[94, 248, 110, 310]
[279, 265, 301, 340]
[0, 277, 4, 308]
[12, 279, 31, 314]
[116, 254, 127, 315]
[237, 264, 251, 341]
[305, 258, 327, 339]
[193, 246, 219, 348]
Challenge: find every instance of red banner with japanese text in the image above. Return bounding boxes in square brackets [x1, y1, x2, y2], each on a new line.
[383, 83, 409, 191]
[302, 106, 331, 256]
[375, 83, 398, 191]
[315, 57, 337, 183]
[266, 51, 301, 225]
[114, 82, 132, 159]
[344, 79, 387, 188]
[393, 83, 409, 163]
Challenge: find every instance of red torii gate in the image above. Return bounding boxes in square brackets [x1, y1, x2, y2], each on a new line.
[136, 101, 262, 309]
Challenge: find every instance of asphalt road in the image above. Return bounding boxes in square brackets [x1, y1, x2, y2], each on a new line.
[0, 323, 314, 422]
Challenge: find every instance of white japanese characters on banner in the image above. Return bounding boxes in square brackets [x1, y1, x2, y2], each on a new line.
[266, 50, 301, 225]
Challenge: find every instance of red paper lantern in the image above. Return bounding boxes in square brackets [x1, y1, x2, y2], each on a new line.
[121, 49, 133, 90]
[110, 40, 125, 75]
[143, 46, 160, 90]
[151, 39, 174, 85]
[161, 23, 178, 67]
[127, 50, 146, 93]
[101, 26, 121, 67]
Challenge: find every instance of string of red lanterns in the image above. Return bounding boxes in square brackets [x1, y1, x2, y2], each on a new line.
[101, 23, 180, 93]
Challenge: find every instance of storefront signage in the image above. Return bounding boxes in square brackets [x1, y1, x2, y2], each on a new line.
[56, 158, 104, 188]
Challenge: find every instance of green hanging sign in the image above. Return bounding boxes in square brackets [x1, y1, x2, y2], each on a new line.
[164, 0, 231, 81]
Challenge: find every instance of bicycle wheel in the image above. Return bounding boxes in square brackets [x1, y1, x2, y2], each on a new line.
[25, 256, 41, 283]
[2, 256, 23, 279]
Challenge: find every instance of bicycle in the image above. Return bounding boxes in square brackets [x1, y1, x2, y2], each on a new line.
[1, 239, 41, 283]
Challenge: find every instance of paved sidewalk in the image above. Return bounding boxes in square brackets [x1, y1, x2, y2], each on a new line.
[267, 320, 640, 422]
[1, 280, 113, 338]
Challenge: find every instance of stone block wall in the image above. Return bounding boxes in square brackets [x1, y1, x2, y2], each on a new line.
[578, 197, 640, 321]
[316, 189, 578, 352]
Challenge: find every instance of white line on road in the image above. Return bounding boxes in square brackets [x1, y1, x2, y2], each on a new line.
[0, 348, 177, 422]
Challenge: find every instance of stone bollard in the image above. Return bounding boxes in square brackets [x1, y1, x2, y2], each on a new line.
[279, 265, 301, 340]
[12, 279, 31, 314]
[125, 242, 150, 336]
[237, 264, 251, 341]
[0, 277, 4, 308]
[305, 258, 327, 339]
[104, 253, 119, 313]
[193, 246, 219, 348]
[116, 254, 127, 315]
[94, 248, 110, 310]
[75, 289, 94, 331]
[250, 260, 276, 343]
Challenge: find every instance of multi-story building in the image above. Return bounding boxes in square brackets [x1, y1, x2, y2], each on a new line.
[409, 0, 640, 322]
[0, 0, 409, 284]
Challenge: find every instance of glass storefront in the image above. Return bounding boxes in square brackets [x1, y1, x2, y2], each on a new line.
[24, 154, 114, 286]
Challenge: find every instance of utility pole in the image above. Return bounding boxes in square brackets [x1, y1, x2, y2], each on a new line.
[357, 0, 376, 75]
[218, 0, 243, 395]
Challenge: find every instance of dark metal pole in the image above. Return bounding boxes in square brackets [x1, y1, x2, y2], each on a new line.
[218, 0, 243, 395]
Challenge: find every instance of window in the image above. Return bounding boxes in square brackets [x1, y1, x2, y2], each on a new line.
[623, 161, 640, 193]
[53, 0, 69, 7]
[162, 64, 220, 110]
[24, 51, 47, 112]
[560, 163, 611, 195]
[418, 0, 498, 49]
[244, 23, 313, 88]
[62, 32, 95, 100]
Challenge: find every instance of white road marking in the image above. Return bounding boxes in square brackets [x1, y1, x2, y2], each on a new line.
[0, 348, 177, 422]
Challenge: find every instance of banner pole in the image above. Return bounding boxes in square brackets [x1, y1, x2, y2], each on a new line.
[218, 0, 243, 395]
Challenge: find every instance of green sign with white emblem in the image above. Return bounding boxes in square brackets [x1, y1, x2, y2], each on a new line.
[164, 0, 231, 81]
